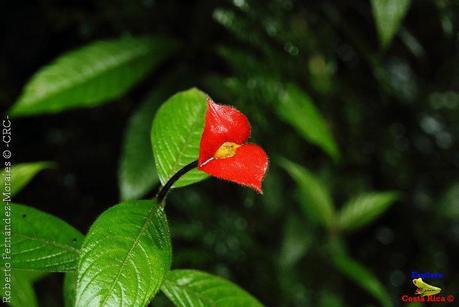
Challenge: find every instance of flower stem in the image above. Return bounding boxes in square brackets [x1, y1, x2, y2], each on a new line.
[156, 160, 198, 203]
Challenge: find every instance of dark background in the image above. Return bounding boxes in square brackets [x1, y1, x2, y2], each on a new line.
[1, 0, 458, 306]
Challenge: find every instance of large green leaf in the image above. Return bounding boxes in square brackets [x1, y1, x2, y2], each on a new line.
[371, 0, 411, 49]
[0, 204, 83, 271]
[151, 88, 208, 188]
[338, 192, 398, 232]
[75, 200, 171, 307]
[0, 162, 53, 197]
[161, 269, 263, 307]
[279, 158, 336, 229]
[10, 36, 177, 116]
[277, 84, 339, 160]
[118, 91, 164, 200]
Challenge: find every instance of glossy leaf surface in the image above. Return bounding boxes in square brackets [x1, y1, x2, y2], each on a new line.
[10, 36, 176, 116]
[0, 204, 83, 271]
[151, 88, 208, 188]
[161, 269, 263, 307]
[75, 200, 171, 307]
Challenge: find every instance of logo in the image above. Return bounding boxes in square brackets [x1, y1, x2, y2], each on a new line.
[412, 278, 441, 296]
[401, 272, 455, 304]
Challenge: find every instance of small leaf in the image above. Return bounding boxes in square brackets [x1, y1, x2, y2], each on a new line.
[10, 36, 177, 116]
[63, 272, 77, 307]
[330, 242, 391, 307]
[75, 200, 171, 307]
[151, 88, 208, 188]
[277, 84, 339, 160]
[338, 192, 398, 232]
[0, 162, 53, 197]
[119, 91, 165, 200]
[161, 269, 263, 307]
[371, 0, 412, 49]
[279, 158, 335, 229]
[0, 204, 83, 271]
[279, 215, 312, 268]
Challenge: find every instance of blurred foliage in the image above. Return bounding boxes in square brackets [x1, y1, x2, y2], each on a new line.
[0, 161, 54, 197]
[2, 0, 459, 306]
[161, 269, 263, 306]
[9, 37, 177, 116]
[9, 270, 47, 307]
[371, 0, 412, 49]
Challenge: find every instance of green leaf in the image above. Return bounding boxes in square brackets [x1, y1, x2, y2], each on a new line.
[63, 272, 77, 307]
[330, 242, 392, 307]
[0, 162, 53, 197]
[75, 200, 171, 306]
[10, 36, 177, 116]
[8, 270, 45, 307]
[277, 84, 339, 160]
[338, 192, 398, 232]
[9, 275, 37, 307]
[0, 204, 83, 271]
[151, 88, 208, 188]
[279, 158, 335, 229]
[161, 269, 263, 307]
[371, 0, 411, 49]
[118, 91, 164, 200]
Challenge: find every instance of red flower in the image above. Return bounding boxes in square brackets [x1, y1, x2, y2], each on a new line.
[198, 98, 268, 193]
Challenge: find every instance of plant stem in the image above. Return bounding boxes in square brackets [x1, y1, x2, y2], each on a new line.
[156, 160, 198, 203]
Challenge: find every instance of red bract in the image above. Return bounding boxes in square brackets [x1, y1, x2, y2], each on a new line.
[198, 98, 268, 193]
